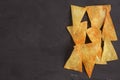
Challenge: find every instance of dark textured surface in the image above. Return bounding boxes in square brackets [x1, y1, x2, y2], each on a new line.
[0, 0, 120, 80]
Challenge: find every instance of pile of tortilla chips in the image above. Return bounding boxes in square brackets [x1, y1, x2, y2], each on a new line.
[64, 5, 118, 78]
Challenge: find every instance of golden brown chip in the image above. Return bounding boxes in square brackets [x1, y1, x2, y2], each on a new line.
[95, 46, 107, 64]
[86, 5, 106, 29]
[67, 21, 87, 45]
[71, 5, 86, 33]
[81, 43, 98, 78]
[64, 45, 82, 72]
[102, 11, 117, 41]
[101, 38, 118, 62]
[104, 5, 111, 13]
[87, 28, 101, 44]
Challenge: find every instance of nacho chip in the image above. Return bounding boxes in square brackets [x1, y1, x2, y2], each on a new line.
[71, 5, 86, 33]
[101, 38, 118, 62]
[104, 5, 111, 13]
[102, 11, 117, 41]
[64, 45, 82, 72]
[81, 43, 98, 78]
[86, 5, 106, 29]
[95, 46, 107, 64]
[87, 28, 101, 44]
[67, 21, 87, 45]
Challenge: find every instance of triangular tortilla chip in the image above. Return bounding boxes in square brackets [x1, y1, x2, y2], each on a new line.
[104, 5, 111, 13]
[64, 45, 82, 72]
[102, 11, 117, 41]
[87, 28, 101, 44]
[81, 43, 98, 78]
[86, 5, 106, 29]
[101, 38, 118, 62]
[71, 5, 86, 33]
[67, 21, 87, 45]
[95, 46, 107, 64]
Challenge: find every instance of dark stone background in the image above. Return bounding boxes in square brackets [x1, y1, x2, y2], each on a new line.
[0, 0, 120, 80]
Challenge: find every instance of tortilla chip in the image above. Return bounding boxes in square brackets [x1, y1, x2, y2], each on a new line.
[71, 5, 86, 33]
[104, 5, 111, 12]
[86, 5, 106, 29]
[102, 12, 117, 41]
[101, 38, 118, 62]
[81, 43, 98, 78]
[64, 45, 82, 72]
[67, 21, 87, 44]
[95, 46, 107, 64]
[87, 28, 101, 44]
